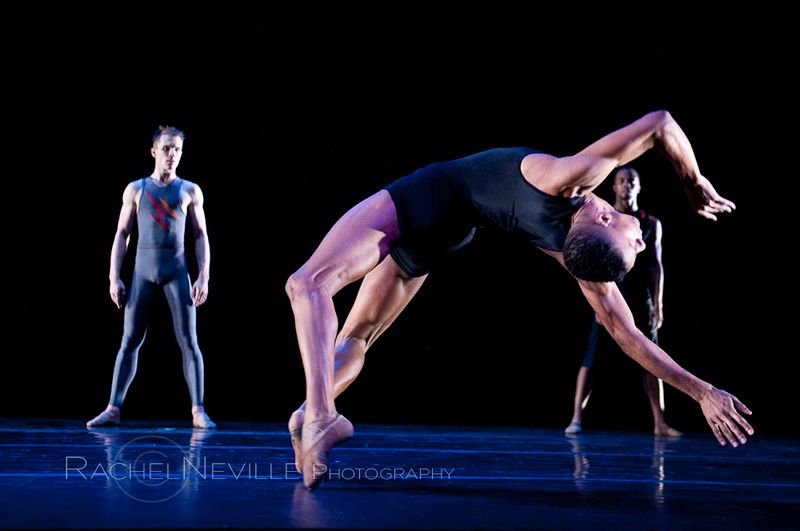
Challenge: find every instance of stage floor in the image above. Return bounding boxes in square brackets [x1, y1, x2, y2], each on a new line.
[0, 418, 797, 529]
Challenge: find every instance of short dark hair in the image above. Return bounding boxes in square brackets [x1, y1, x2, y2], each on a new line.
[563, 230, 628, 283]
[152, 125, 185, 146]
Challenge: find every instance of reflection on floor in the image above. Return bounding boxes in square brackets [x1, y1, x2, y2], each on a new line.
[0, 419, 797, 529]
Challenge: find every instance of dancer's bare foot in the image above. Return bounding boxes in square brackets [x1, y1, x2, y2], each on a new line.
[565, 420, 582, 435]
[192, 406, 217, 429]
[288, 409, 305, 473]
[654, 423, 681, 437]
[301, 414, 354, 489]
[86, 405, 121, 428]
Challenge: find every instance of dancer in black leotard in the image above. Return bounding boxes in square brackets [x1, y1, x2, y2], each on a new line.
[87, 126, 216, 429]
[385, 147, 583, 276]
[565, 167, 680, 437]
[285, 111, 752, 489]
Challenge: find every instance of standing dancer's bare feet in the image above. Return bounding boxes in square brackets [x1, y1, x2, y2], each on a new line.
[301, 414, 354, 489]
[86, 405, 121, 428]
[565, 420, 582, 435]
[654, 423, 681, 437]
[192, 406, 217, 429]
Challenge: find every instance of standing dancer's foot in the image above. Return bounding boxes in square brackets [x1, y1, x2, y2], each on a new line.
[87, 405, 121, 428]
[654, 423, 681, 437]
[192, 406, 217, 429]
[565, 420, 582, 435]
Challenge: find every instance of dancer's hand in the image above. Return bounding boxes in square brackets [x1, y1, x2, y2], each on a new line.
[192, 275, 209, 307]
[683, 175, 736, 221]
[698, 387, 753, 446]
[649, 305, 663, 334]
[110, 278, 126, 309]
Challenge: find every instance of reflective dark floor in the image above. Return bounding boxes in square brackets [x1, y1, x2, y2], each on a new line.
[0, 418, 797, 529]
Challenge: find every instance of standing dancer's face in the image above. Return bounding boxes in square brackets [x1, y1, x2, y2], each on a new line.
[151, 134, 184, 174]
[613, 169, 641, 204]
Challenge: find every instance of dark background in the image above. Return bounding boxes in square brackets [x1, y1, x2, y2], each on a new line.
[1, 6, 796, 438]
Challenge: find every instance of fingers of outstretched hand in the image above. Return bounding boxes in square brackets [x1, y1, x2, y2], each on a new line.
[703, 391, 754, 446]
[704, 199, 734, 214]
[713, 201, 734, 213]
[731, 401, 755, 438]
[697, 209, 718, 221]
[724, 417, 751, 446]
[719, 421, 742, 447]
[700, 200, 733, 218]
[706, 418, 726, 445]
[707, 417, 744, 447]
[711, 194, 736, 211]
[689, 179, 735, 217]
[734, 396, 753, 417]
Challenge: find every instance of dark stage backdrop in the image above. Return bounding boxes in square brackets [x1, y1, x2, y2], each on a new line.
[2, 7, 796, 437]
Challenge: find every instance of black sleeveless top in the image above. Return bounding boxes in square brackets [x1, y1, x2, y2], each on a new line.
[385, 147, 584, 276]
[443, 147, 583, 251]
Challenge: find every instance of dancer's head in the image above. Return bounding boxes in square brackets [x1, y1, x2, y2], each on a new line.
[563, 195, 646, 282]
[151, 125, 185, 146]
[150, 125, 185, 175]
[613, 167, 641, 206]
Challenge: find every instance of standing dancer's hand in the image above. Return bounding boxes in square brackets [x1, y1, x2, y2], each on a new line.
[110, 278, 126, 309]
[192, 276, 209, 307]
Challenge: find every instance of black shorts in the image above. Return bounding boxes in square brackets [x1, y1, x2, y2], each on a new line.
[385, 163, 477, 277]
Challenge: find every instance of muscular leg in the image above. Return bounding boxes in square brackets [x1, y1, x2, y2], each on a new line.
[87, 274, 155, 428]
[164, 273, 215, 429]
[288, 255, 426, 470]
[643, 370, 681, 437]
[565, 320, 600, 434]
[285, 190, 402, 487]
[640, 330, 680, 437]
[565, 366, 592, 434]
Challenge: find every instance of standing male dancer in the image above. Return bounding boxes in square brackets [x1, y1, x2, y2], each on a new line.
[87, 126, 216, 429]
[285, 111, 753, 488]
[565, 167, 679, 436]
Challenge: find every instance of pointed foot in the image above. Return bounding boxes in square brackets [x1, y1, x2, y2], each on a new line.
[301, 414, 354, 489]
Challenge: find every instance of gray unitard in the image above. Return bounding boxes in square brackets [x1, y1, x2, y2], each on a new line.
[108, 177, 205, 407]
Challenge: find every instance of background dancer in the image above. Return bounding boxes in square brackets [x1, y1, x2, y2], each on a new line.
[565, 167, 679, 437]
[87, 126, 216, 429]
